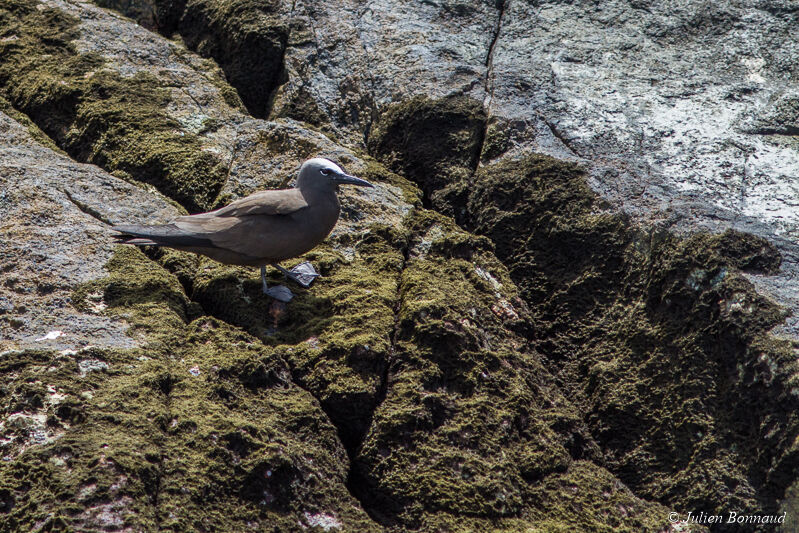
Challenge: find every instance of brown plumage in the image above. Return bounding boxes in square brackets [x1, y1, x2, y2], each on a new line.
[112, 158, 373, 301]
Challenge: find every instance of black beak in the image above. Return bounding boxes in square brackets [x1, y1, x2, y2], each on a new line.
[331, 171, 373, 187]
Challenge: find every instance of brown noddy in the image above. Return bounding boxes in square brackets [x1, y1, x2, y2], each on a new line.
[112, 158, 373, 302]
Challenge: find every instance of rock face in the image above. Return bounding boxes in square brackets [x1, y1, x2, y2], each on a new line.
[1, 0, 798, 531]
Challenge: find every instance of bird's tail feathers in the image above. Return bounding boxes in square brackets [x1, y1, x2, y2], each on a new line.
[112, 224, 213, 248]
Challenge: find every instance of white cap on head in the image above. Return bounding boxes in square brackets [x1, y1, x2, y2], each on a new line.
[296, 157, 373, 190]
[303, 157, 343, 174]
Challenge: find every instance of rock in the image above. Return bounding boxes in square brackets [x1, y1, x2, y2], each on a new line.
[488, 0, 799, 233]
[271, 0, 498, 143]
[0, 106, 376, 530]
[0, 107, 177, 353]
[5, 0, 799, 530]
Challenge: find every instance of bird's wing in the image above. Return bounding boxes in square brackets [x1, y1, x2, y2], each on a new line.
[170, 190, 310, 258]
[197, 189, 309, 218]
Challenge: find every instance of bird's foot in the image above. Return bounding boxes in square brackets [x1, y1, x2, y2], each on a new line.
[263, 284, 294, 302]
[273, 261, 320, 288]
[289, 261, 320, 287]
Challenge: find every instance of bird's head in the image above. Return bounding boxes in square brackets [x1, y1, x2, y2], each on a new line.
[296, 158, 373, 192]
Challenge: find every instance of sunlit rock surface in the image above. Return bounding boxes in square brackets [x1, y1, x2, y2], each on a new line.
[2, 0, 799, 531]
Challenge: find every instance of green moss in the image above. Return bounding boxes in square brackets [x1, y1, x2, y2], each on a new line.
[367, 95, 486, 222]
[524, 461, 685, 532]
[187, 222, 406, 454]
[0, 246, 377, 530]
[0, 0, 227, 212]
[349, 210, 670, 530]
[480, 116, 512, 162]
[464, 155, 799, 520]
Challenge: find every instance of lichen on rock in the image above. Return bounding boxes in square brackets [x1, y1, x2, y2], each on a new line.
[0, 0, 228, 212]
[368, 103, 799, 523]
[3, 0, 799, 530]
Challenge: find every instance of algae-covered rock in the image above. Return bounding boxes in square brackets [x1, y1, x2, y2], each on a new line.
[3, 0, 799, 531]
[371, 140, 799, 526]
[0, 0, 232, 212]
[177, 0, 289, 118]
[2, 246, 376, 531]
[0, 106, 377, 529]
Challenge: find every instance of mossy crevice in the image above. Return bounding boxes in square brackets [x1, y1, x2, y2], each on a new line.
[174, 220, 407, 459]
[367, 95, 487, 222]
[176, 0, 289, 119]
[0, 244, 380, 530]
[368, 101, 799, 527]
[345, 209, 683, 531]
[0, 0, 228, 212]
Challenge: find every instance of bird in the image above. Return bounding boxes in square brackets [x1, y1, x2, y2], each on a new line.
[112, 157, 373, 302]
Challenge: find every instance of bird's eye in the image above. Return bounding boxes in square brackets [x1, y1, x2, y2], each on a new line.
[320, 168, 331, 176]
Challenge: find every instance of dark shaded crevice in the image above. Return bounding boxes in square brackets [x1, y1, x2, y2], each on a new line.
[471, 116, 488, 174]
[196, 0, 288, 118]
[472, 0, 507, 169]
[541, 114, 582, 158]
[740, 152, 749, 210]
[344, 226, 412, 525]
[485, 0, 507, 71]
[359, 231, 412, 447]
[261, 0, 297, 121]
[366, 95, 485, 224]
[224, 135, 240, 192]
[746, 126, 799, 136]
[147, 371, 178, 532]
[179, 86, 206, 114]
[63, 189, 114, 226]
[142, 336, 184, 531]
[153, 0, 188, 35]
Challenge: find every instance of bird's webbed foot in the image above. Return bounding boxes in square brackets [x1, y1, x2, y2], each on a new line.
[264, 284, 294, 302]
[273, 261, 320, 288]
[261, 265, 294, 302]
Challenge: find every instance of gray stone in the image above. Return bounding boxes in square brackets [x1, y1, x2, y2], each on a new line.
[0, 111, 178, 352]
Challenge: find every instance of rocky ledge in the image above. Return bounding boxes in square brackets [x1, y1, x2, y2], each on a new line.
[1, 0, 799, 532]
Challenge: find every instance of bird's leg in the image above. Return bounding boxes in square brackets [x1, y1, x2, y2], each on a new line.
[272, 261, 320, 288]
[261, 265, 294, 302]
